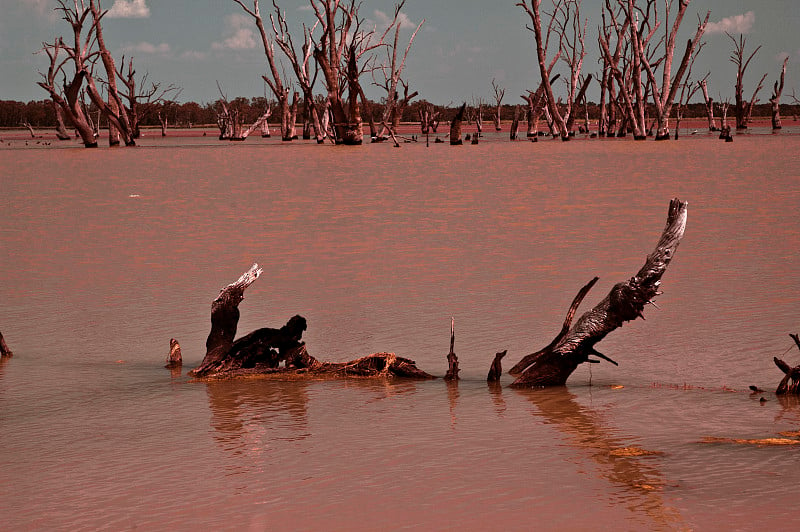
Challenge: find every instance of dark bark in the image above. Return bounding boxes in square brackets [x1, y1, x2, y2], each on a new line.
[510, 199, 688, 387]
[189, 264, 433, 380]
[774, 334, 800, 395]
[487, 350, 506, 382]
[450, 103, 466, 145]
[444, 318, 459, 381]
[0, 330, 13, 358]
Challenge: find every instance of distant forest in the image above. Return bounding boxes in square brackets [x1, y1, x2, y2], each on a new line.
[2, 97, 799, 129]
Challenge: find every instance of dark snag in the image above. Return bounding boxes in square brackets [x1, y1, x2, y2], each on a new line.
[189, 264, 434, 380]
[450, 103, 466, 145]
[774, 333, 800, 395]
[487, 350, 507, 382]
[510, 199, 688, 387]
[0, 330, 13, 358]
[165, 338, 182, 368]
[444, 318, 460, 381]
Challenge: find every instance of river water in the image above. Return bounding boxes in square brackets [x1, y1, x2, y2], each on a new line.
[1, 128, 799, 530]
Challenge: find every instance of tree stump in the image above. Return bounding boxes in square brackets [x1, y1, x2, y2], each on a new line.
[444, 318, 459, 381]
[487, 350, 507, 382]
[0, 330, 12, 358]
[165, 338, 182, 369]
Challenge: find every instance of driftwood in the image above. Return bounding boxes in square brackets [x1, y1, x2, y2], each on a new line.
[509, 199, 688, 387]
[0, 330, 12, 358]
[189, 264, 433, 380]
[774, 334, 800, 395]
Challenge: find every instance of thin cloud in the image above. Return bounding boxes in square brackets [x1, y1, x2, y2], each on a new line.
[212, 13, 257, 51]
[706, 11, 754, 35]
[107, 0, 151, 19]
[373, 9, 418, 32]
[122, 42, 170, 55]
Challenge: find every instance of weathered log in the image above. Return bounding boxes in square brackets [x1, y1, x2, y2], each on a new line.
[487, 350, 507, 382]
[444, 318, 459, 381]
[0, 330, 13, 358]
[165, 338, 182, 368]
[450, 103, 466, 145]
[774, 333, 800, 395]
[189, 264, 433, 380]
[510, 199, 688, 387]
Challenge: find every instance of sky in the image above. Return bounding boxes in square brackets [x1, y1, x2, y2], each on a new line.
[1, 0, 799, 106]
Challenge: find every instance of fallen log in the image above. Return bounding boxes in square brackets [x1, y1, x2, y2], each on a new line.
[774, 333, 800, 395]
[510, 199, 688, 387]
[189, 264, 434, 380]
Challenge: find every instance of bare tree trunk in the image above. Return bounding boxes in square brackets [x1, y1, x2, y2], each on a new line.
[51, 100, 71, 140]
[450, 102, 466, 145]
[770, 57, 788, 130]
[487, 350, 506, 382]
[510, 105, 521, 140]
[510, 199, 688, 387]
[492, 79, 505, 131]
[283, 91, 299, 141]
[699, 79, 717, 131]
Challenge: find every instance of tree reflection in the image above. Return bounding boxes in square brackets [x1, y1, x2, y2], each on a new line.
[204, 379, 311, 456]
[515, 387, 686, 529]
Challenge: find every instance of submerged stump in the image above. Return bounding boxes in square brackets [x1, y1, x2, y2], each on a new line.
[509, 199, 688, 387]
[189, 264, 433, 380]
[774, 334, 800, 395]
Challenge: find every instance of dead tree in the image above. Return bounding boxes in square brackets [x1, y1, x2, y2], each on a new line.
[115, 57, 181, 139]
[491, 79, 506, 131]
[233, 0, 293, 141]
[510, 105, 521, 139]
[509, 198, 687, 387]
[373, 1, 424, 138]
[628, 0, 709, 140]
[698, 78, 717, 131]
[270, 1, 326, 142]
[311, 0, 402, 145]
[189, 264, 434, 379]
[517, 0, 575, 139]
[727, 32, 765, 130]
[450, 102, 466, 145]
[774, 334, 800, 395]
[769, 57, 788, 130]
[37, 3, 100, 147]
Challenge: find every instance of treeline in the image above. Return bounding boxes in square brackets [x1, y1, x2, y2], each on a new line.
[3, 97, 799, 130]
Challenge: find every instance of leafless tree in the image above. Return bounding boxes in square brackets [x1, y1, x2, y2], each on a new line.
[37, 2, 101, 147]
[727, 32, 767, 130]
[769, 57, 789, 130]
[632, 0, 709, 140]
[233, 0, 294, 140]
[270, 1, 326, 141]
[490, 79, 506, 131]
[115, 57, 181, 139]
[373, 2, 424, 138]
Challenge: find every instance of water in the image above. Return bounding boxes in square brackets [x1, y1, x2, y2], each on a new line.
[1, 129, 799, 530]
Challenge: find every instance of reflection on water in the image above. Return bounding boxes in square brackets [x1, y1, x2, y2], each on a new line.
[205, 379, 311, 455]
[488, 381, 507, 416]
[518, 387, 684, 529]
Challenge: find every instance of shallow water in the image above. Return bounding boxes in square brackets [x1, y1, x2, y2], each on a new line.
[1, 129, 799, 530]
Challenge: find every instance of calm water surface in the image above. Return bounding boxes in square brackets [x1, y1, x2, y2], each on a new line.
[1, 130, 799, 530]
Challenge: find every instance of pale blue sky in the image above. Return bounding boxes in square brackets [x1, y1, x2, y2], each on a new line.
[1, 0, 798, 106]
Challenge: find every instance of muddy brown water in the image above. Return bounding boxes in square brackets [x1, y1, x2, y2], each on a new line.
[1, 128, 799, 530]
